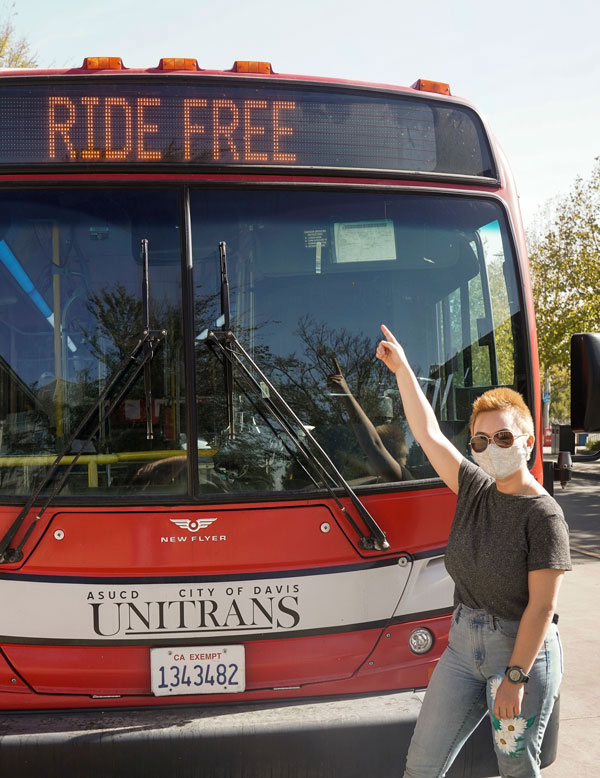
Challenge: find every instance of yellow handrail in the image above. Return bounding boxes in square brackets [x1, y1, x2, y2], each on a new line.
[0, 449, 216, 487]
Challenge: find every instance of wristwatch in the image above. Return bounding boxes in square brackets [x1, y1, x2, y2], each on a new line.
[505, 666, 530, 684]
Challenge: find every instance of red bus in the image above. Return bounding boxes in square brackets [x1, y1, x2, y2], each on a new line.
[1, 58, 587, 775]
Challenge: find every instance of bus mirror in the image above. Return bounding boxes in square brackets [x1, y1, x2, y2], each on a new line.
[571, 333, 600, 432]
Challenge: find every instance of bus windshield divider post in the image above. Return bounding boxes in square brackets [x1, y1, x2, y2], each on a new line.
[206, 242, 389, 552]
[0, 240, 167, 565]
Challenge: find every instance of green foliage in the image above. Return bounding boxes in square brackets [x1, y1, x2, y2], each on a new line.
[543, 366, 570, 423]
[0, 4, 36, 68]
[488, 256, 516, 386]
[586, 436, 600, 452]
[529, 159, 600, 421]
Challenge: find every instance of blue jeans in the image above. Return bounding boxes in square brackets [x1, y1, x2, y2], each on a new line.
[403, 604, 563, 778]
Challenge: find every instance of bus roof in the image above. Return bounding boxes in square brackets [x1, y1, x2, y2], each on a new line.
[0, 59, 457, 100]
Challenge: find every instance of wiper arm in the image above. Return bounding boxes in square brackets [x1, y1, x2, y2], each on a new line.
[141, 239, 156, 441]
[205, 242, 389, 552]
[0, 240, 167, 564]
[219, 241, 235, 441]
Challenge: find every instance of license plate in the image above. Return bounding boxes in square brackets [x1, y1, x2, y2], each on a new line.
[150, 645, 245, 696]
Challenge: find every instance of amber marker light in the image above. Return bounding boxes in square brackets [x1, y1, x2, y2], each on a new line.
[232, 61, 273, 74]
[82, 57, 124, 70]
[158, 58, 201, 71]
[411, 78, 451, 96]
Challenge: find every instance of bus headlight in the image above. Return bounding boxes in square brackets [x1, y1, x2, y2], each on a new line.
[408, 627, 434, 655]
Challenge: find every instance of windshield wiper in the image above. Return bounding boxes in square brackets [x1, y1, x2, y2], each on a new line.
[204, 242, 389, 552]
[0, 240, 167, 564]
[219, 241, 235, 441]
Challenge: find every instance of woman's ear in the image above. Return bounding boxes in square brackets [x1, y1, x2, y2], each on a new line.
[526, 434, 535, 460]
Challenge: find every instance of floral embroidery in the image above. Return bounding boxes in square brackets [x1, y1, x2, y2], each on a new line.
[489, 676, 536, 757]
[489, 677, 502, 699]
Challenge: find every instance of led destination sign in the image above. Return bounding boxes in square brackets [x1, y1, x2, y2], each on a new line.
[0, 80, 494, 176]
[47, 95, 300, 164]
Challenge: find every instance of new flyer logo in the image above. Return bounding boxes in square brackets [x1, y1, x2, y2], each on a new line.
[162, 517, 225, 544]
[170, 517, 218, 533]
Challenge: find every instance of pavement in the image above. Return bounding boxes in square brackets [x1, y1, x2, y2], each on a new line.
[541, 450, 600, 777]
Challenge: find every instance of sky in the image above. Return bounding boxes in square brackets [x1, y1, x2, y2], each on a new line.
[9, 0, 600, 228]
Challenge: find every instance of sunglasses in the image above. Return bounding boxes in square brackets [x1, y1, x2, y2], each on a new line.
[469, 429, 528, 454]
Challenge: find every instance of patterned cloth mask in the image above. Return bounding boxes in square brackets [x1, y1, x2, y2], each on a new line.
[472, 437, 530, 480]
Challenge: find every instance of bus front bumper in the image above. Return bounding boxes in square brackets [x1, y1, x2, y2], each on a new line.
[0, 690, 558, 778]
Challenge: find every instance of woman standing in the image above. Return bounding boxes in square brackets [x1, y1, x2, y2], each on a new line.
[376, 325, 571, 778]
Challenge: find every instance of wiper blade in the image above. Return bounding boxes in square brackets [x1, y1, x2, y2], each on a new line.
[0, 240, 167, 564]
[205, 242, 389, 552]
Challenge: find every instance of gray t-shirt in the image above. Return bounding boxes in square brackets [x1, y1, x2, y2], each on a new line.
[444, 458, 572, 620]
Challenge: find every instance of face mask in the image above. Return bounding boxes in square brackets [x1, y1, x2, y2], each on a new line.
[472, 437, 530, 480]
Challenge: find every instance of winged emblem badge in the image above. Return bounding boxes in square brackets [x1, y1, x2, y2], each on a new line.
[170, 517, 218, 533]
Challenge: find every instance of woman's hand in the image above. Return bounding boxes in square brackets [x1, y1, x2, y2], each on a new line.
[494, 677, 525, 719]
[376, 325, 409, 374]
[327, 371, 351, 396]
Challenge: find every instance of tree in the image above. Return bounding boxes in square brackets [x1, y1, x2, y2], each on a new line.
[528, 159, 600, 420]
[0, 4, 36, 68]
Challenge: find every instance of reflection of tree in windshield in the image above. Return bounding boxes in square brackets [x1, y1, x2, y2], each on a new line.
[260, 315, 406, 482]
[68, 283, 183, 454]
[85, 284, 143, 365]
[195, 310, 405, 491]
[272, 315, 389, 426]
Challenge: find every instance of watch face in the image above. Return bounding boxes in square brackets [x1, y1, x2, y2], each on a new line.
[508, 668, 522, 682]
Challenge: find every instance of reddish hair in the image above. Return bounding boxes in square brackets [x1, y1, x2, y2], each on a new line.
[470, 387, 534, 436]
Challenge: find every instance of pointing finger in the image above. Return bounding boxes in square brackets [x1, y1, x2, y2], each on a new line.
[380, 324, 399, 345]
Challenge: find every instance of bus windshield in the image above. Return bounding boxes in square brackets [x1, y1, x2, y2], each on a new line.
[192, 190, 526, 492]
[0, 187, 527, 498]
